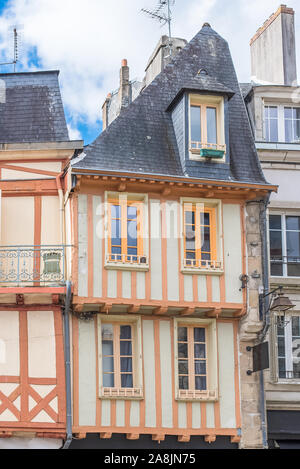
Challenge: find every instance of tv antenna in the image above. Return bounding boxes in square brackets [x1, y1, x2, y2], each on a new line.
[0, 25, 24, 72]
[141, 0, 175, 56]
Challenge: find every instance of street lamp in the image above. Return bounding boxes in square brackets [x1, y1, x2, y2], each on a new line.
[269, 288, 295, 328]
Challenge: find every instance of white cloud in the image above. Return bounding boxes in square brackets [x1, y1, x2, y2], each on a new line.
[0, 0, 299, 138]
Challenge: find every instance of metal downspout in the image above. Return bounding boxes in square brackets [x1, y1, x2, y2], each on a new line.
[259, 193, 271, 449]
[62, 280, 73, 449]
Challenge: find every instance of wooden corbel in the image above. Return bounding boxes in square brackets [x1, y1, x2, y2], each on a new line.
[205, 435, 216, 443]
[128, 305, 140, 314]
[206, 308, 222, 318]
[181, 307, 195, 316]
[178, 434, 190, 443]
[100, 433, 112, 439]
[154, 306, 168, 315]
[152, 434, 165, 442]
[127, 434, 140, 440]
[101, 303, 113, 314]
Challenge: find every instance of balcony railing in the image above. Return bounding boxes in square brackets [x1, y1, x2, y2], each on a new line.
[0, 245, 67, 286]
[271, 256, 300, 277]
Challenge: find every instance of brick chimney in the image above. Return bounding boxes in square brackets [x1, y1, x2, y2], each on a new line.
[118, 59, 130, 110]
[250, 4, 297, 86]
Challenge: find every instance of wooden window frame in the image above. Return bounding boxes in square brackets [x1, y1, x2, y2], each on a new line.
[189, 94, 226, 159]
[174, 317, 218, 401]
[98, 315, 143, 399]
[105, 192, 149, 271]
[181, 199, 223, 274]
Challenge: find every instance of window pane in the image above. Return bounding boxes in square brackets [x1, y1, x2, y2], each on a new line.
[127, 220, 137, 248]
[178, 360, 189, 374]
[269, 215, 282, 230]
[195, 376, 207, 391]
[201, 226, 211, 252]
[121, 374, 133, 388]
[178, 343, 188, 358]
[179, 376, 189, 390]
[287, 263, 300, 277]
[127, 206, 137, 220]
[269, 106, 278, 118]
[286, 231, 300, 258]
[195, 361, 206, 375]
[194, 343, 206, 358]
[120, 325, 132, 339]
[102, 340, 114, 356]
[286, 216, 300, 231]
[103, 373, 114, 387]
[200, 212, 210, 226]
[178, 327, 187, 342]
[185, 211, 195, 225]
[120, 357, 132, 373]
[278, 358, 286, 379]
[284, 107, 292, 118]
[194, 327, 205, 342]
[271, 262, 283, 276]
[103, 357, 114, 373]
[292, 317, 300, 337]
[270, 231, 283, 259]
[278, 336, 285, 357]
[102, 324, 113, 340]
[120, 341, 132, 356]
[207, 107, 217, 144]
[190, 106, 201, 142]
[111, 205, 121, 218]
[285, 119, 293, 142]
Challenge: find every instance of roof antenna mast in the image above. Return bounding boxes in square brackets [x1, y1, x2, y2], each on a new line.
[141, 0, 175, 57]
[0, 24, 23, 72]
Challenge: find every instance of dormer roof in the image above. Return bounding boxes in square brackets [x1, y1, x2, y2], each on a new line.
[73, 23, 266, 185]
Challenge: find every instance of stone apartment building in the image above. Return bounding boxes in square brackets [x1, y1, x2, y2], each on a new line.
[242, 4, 300, 449]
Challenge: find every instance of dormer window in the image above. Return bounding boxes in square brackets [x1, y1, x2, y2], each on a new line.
[189, 94, 226, 160]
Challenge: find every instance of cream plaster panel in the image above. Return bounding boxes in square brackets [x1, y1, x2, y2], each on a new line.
[166, 201, 179, 301]
[107, 270, 117, 298]
[93, 196, 102, 298]
[101, 400, 111, 426]
[223, 204, 243, 303]
[159, 320, 173, 428]
[31, 410, 55, 423]
[0, 409, 18, 422]
[136, 272, 146, 300]
[122, 271, 131, 299]
[205, 402, 215, 428]
[178, 402, 187, 428]
[27, 311, 56, 379]
[150, 200, 162, 300]
[0, 383, 19, 396]
[41, 196, 60, 245]
[2, 197, 34, 245]
[198, 276, 207, 302]
[192, 402, 201, 429]
[217, 322, 236, 428]
[130, 401, 140, 427]
[0, 310, 19, 376]
[184, 275, 193, 302]
[2, 162, 62, 181]
[142, 320, 156, 428]
[78, 195, 88, 297]
[116, 400, 125, 427]
[78, 319, 97, 427]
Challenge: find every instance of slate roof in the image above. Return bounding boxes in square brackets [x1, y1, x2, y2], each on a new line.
[73, 24, 267, 185]
[0, 71, 69, 143]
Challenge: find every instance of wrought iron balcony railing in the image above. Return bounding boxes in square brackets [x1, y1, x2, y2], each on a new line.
[0, 245, 67, 286]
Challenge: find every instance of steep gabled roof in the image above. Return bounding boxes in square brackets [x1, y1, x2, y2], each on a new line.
[73, 24, 266, 184]
[0, 71, 69, 143]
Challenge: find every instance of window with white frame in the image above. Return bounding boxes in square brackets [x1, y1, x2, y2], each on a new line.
[264, 106, 278, 142]
[276, 315, 300, 380]
[269, 213, 300, 277]
[264, 104, 300, 143]
[174, 318, 218, 401]
[98, 315, 143, 399]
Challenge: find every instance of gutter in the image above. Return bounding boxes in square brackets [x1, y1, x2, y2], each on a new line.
[259, 193, 271, 449]
[61, 280, 73, 450]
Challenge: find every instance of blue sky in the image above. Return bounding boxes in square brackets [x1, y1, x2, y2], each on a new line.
[0, 0, 299, 145]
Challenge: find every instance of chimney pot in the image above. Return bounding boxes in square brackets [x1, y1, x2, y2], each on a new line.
[122, 59, 128, 67]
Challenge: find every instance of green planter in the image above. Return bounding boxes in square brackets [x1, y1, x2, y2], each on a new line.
[200, 149, 225, 159]
[43, 252, 61, 274]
